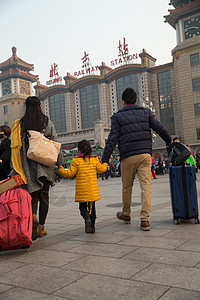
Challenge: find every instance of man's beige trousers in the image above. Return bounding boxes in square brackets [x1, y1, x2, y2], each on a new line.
[121, 153, 152, 221]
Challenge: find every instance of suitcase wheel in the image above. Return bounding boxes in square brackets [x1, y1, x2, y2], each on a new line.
[174, 219, 180, 225]
[195, 219, 199, 224]
[0, 246, 2, 252]
[19, 244, 30, 249]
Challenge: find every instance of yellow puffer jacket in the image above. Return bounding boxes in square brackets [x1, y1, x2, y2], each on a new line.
[58, 155, 108, 202]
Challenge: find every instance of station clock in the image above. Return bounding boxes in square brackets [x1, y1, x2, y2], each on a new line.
[184, 16, 200, 39]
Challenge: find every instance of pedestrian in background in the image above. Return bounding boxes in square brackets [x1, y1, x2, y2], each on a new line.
[102, 87, 171, 231]
[58, 139, 108, 233]
[151, 157, 157, 179]
[0, 125, 12, 181]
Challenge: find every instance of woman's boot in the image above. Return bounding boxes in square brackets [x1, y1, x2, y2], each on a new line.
[37, 224, 47, 238]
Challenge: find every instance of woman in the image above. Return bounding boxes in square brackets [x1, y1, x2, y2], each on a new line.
[0, 125, 12, 180]
[11, 96, 63, 240]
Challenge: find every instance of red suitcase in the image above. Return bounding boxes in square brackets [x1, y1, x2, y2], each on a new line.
[0, 188, 32, 251]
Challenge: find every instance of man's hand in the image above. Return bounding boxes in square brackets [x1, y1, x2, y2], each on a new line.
[0, 159, 2, 163]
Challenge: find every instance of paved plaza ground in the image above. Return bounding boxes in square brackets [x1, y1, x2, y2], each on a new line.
[1, 173, 200, 299]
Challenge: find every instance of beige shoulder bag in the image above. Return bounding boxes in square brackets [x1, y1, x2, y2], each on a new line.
[27, 130, 61, 167]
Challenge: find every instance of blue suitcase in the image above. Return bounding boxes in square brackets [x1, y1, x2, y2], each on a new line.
[169, 164, 199, 224]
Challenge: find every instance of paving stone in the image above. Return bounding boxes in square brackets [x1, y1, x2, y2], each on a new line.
[63, 255, 150, 278]
[67, 242, 138, 258]
[177, 239, 200, 252]
[123, 247, 200, 267]
[159, 287, 200, 299]
[71, 233, 131, 244]
[0, 283, 14, 295]
[10, 249, 85, 267]
[28, 234, 74, 252]
[165, 231, 200, 240]
[0, 261, 25, 275]
[45, 223, 68, 230]
[132, 263, 200, 292]
[96, 225, 127, 234]
[153, 223, 179, 230]
[0, 287, 65, 300]
[118, 235, 187, 249]
[44, 240, 86, 251]
[0, 264, 85, 294]
[113, 227, 173, 237]
[53, 273, 169, 300]
[54, 224, 84, 231]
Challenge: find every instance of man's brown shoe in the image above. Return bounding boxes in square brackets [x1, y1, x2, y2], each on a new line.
[140, 221, 150, 231]
[116, 212, 131, 224]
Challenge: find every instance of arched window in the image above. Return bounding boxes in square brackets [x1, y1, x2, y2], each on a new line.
[154, 153, 161, 159]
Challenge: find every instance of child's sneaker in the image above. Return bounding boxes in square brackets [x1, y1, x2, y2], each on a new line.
[85, 218, 92, 233]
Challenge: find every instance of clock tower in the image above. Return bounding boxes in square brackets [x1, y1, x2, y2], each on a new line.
[165, 0, 200, 144]
[0, 46, 38, 127]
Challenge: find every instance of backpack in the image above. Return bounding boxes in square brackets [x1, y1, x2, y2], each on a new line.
[167, 142, 191, 165]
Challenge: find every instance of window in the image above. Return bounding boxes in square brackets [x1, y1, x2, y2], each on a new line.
[116, 73, 139, 110]
[194, 104, 200, 115]
[157, 70, 175, 135]
[3, 105, 8, 114]
[79, 84, 100, 129]
[49, 93, 66, 133]
[190, 53, 200, 66]
[197, 128, 200, 140]
[192, 78, 200, 91]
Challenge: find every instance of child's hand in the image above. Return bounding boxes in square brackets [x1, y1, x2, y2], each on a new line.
[58, 166, 64, 169]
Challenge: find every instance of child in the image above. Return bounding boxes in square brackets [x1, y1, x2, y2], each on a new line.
[58, 140, 108, 233]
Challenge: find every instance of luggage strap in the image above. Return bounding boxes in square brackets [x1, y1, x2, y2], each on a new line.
[0, 200, 21, 221]
[168, 146, 181, 164]
[181, 165, 189, 219]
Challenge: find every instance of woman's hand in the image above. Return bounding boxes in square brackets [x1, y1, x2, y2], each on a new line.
[58, 165, 64, 169]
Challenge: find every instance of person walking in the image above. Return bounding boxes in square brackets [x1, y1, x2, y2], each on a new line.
[151, 157, 157, 179]
[172, 136, 197, 169]
[102, 87, 171, 231]
[0, 125, 12, 181]
[11, 96, 63, 240]
[58, 139, 108, 233]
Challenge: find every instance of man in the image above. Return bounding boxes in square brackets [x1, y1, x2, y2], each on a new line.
[102, 88, 171, 231]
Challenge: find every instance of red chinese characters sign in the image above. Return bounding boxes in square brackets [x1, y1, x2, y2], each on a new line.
[74, 52, 99, 77]
[110, 37, 138, 66]
[46, 63, 62, 85]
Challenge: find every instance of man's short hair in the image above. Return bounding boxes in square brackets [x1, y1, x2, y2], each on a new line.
[122, 88, 137, 104]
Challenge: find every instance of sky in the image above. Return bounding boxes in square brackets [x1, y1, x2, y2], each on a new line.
[0, 0, 176, 86]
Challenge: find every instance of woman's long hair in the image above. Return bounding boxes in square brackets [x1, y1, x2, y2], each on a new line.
[20, 96, 48, 133]
[78, 139, 92, 160]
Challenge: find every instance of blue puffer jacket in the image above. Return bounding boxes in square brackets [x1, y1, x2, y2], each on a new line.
[102, 104, 171, 162]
